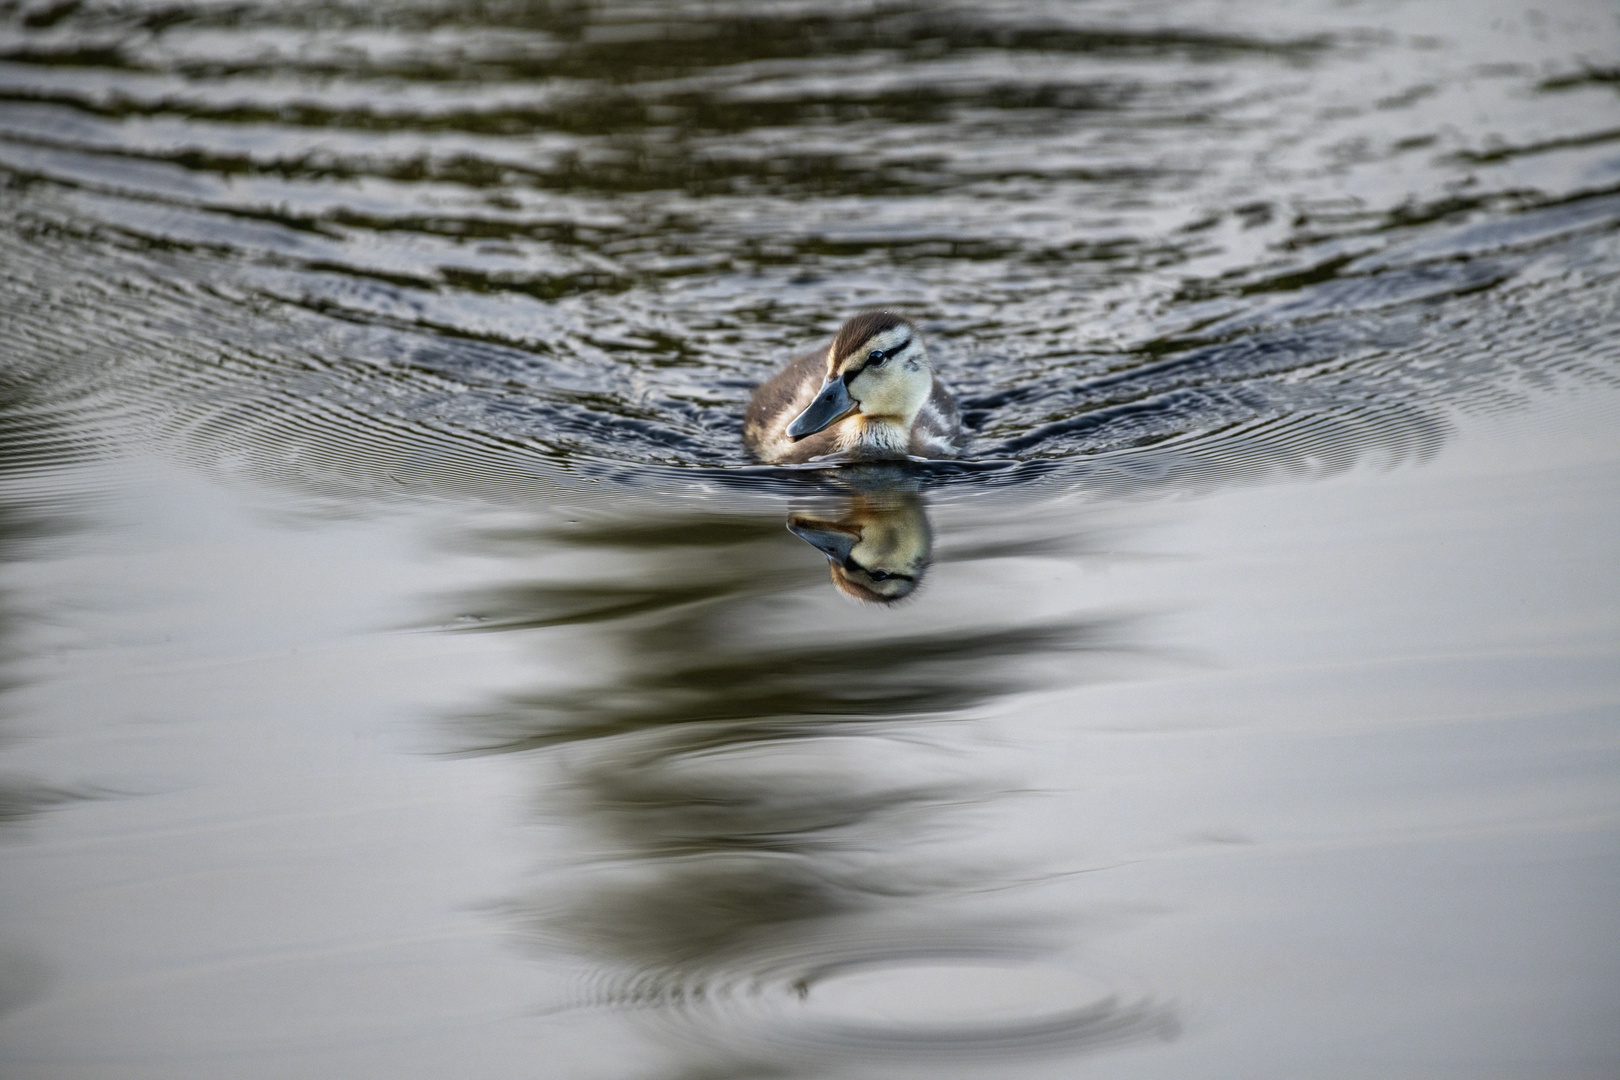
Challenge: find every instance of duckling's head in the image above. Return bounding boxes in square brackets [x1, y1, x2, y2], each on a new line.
[786, 312, 933, 444]
[787, 490, 931, 603]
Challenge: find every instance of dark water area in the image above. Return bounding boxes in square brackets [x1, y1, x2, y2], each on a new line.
[1, 1, 1618, 1077]
[2, 0, 1618, 489]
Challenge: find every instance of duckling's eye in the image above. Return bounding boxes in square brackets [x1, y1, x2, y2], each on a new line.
[867, 570, 891, 581]
[867, 349, 885, 364]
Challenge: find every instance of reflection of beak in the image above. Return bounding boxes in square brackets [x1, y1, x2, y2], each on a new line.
[786, 516, 858, 565]
[785, 377, 857, 440]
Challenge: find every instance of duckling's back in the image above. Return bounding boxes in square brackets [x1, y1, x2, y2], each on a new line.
[904, 381, 963, 459]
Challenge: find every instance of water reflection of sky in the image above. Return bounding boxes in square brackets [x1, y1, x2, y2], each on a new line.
[3, 391, 1614, 1076]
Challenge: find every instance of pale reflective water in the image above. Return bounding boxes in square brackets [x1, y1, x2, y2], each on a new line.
[1, 0, 1618, 1077]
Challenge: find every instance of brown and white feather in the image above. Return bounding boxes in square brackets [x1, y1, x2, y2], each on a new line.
[743, 313, 964, 464]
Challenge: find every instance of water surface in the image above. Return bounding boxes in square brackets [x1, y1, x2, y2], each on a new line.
[0, 0, 1618, 1076]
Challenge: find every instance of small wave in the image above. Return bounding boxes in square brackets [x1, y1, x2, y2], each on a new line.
[567, 944, 1177, 1065]
[0, 0, 1616, 506]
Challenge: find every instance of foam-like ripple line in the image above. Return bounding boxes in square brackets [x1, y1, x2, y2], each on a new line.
[566, 937, 1180, 1064]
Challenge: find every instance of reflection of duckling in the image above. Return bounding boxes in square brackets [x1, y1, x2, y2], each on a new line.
[787, 490, 932, 603]
[745, 312, 962, 464]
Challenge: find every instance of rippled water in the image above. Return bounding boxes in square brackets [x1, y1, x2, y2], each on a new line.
[5, 0, 1618, 487]
[1, 0, 1618, 1076]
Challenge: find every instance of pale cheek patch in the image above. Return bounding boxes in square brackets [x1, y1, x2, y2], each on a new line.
[853, 372, 909, 415]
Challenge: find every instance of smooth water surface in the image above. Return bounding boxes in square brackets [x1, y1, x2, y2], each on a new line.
[0, 0, 1618, 1076]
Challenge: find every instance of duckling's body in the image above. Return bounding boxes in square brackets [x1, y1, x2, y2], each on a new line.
[744, 313, 962, 464]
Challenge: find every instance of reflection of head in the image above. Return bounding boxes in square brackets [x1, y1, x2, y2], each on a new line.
[787, 489, 932, 603]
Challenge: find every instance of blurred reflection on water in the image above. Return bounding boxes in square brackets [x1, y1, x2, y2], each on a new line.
[437, 488, 1177, 1066]
[0, 365, 96, 1028]
[0, 371, 96, 834]
[785, 468, 932, 603]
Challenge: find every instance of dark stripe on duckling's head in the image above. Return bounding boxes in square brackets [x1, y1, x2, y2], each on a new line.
[832, 311, 910, 356]
[829, 311, 916, 373]
[829, 560, 920, 603]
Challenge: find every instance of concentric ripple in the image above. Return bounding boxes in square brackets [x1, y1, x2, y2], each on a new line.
[619, 946, 1175, 1064]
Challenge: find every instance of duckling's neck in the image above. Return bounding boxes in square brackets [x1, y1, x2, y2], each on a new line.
[836, 414, 913, 456]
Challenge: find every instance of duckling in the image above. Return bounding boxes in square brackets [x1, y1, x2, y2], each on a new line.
[744, 312, 962, 464]
[787, 487, 932, 603]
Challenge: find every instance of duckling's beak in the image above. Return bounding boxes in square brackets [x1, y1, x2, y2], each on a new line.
[786, 516, 858, 565]
[786, 377, 857, 440]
